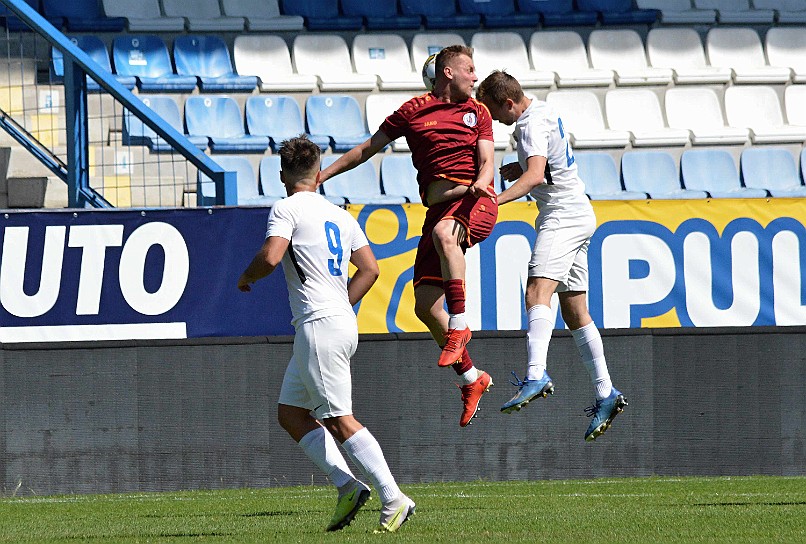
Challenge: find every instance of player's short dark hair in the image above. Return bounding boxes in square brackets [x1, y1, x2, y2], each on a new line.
[278, 135, 320, 175]
[477, 70, 525, 107]
[435, 44, 474, 80]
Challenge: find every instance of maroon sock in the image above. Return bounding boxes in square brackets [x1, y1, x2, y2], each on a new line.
[443, 279, 466, 315]
[452, 347, 473, 375]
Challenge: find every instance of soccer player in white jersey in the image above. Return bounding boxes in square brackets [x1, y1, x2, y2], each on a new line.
[477, 71, 628, 441]
[237, 136, 415, 532]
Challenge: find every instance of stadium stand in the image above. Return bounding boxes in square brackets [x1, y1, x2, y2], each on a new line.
[621, 151, 708, 199]
[42, 0, 125, 31]
[635, 0, 717, 24]
[545, 90, 631, 148]
[576, 0, 658, 25]
[516, 0, 598, 26]
[410, 32, 466, 67]
[693, 0, 775, 23]
[802, 149, 806, 182]
[1, 0, 62, 31]
[587, 29, 673, 86]
[220, 0, 304, 31]
[646, 28, 732, 85]
[173, 35, 257, 92]
[122, 95, 208, 152]
[292, 34, 377, 91]
[457, 0, 540, 28]
[380, 154, 421, 203]
[185, 96, 269, 153]
[161, 0, 244, 31]
[681, 149, 769, 198]
[281, 0, 362, 30]
[245, 95, 329, 153]
[399, 0, 480, 29]
[258, 156, 289, 202]
[306, 95, 371, 153]
[101, 0, 185, 32]
[574, 152, 648, 200]
[706, 28, 791, 84]
[605, 89, 690, 147]
[785, 85, 806, 126]
[113, 35, 197, 92]
[497, 152, 529, 201]
[529, 31, 613, 87]
[351, 34, 423, 91]
[754, 0, 806, 23]
[341, 0, 421, 30]
[765, 27, 806, 83]
[471, 31, 554, 88]
[232, 35, 316, 92]
[492, 120, 516, 150]
[740, 147, 806, 197]
[665, 87, 750, 145]
[320, 156, 407, 205]
[52, 36, 136, 91]
[724, 85, 806, 144]
[365, 92, 414, 152]
[197, 156, 276, 207]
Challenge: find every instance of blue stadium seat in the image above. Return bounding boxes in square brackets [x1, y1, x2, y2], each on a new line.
[52, 36, 136, 92]
[574, 153, 648, 200]
[399, 0, 481, 29]
[321, 156, 407, 205]
[197, 156, 276, 207]
[681, 149, 769, 198]
[113, 36, 197, 93]
[458, 0, 539, 28]
[123, 95, 208, 152]
[185, 96, 269, 153]
[258, 156, 289, 201]
[341, 0, 420, 29]
[1, 0, 63, 31]
[41, 0, 125, 31]
[245, 96, 330, 153]
[740, 147, 806, 198]
[498, 152, 529, 201]
[576, 0, 658, 24]
[621, 151, 707, 200]
[380, 154, 422, 203]
[305, 95, 371, 153]
[173, 36, 257, 93]
[517, 0, 598, 26]
[280, 0, 362, 30]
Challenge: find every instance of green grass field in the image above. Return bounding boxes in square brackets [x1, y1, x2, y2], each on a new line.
[2, 476, 805, 543]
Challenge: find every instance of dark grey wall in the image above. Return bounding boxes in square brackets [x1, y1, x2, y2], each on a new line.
[1, 328, 804, 496]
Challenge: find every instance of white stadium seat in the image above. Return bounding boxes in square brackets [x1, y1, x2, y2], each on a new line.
[161, 0, 244, 31]
[352, 34, 424, 91]
[765, 27, 806, 83]
[529, 31, 613, 87]
[293, 34, 378, 92]
[410, 32, 466, 71]
[365, 93, 416, 152]
[605, 89, 690, 147]
[724, 86, 806, 144]
[706, 28, 791, 84]
[754, 0, 806, 23]
[636, 0, 717, 24]
[693, 0, 775, 23]
[784, 85, 806, 126]
[647, 28, 731, 85]
[220, 0, 304, 31]
[665, 87, 750, 145]
[471, 32, 554, 88]
[587, 29, 673, 86]
[545, 90, 631, 148]
[101, 0, 185, 31]
[233, 35, 317, 92]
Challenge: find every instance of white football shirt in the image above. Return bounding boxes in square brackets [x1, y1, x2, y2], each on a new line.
[514, 99, 591, 213]
[266, 191, 369, 326]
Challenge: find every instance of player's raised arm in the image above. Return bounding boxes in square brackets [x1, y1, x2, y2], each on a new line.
[237, 236, 290, 292]
[318, 131, 392, 185]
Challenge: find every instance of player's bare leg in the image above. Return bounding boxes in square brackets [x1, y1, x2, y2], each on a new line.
[432, 219, 471, 367]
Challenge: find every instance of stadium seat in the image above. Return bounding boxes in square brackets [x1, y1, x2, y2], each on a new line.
[665, 88, 750, 145]
[471, 32, 554, 89]
[693, 0, 775, 23]
[52, 36, 136, 92]
[784, 85, 806, 126]
[587, 30, 673, 86]
[221, 0, 303, 31]
[635, 0, 717, 24]
[706, 28, 791, 84]
[681, 149, 768, 198]
[492, 120, 515, 150]
[258, 156, 288, 202]
[516, 0, 598, 26]
[306, 95, 371, 153]
[380, 154, 421, 203]
[621, 151, 708, 200]
[754, 0, 806, 23]
[544, 91, 631, 148]
[410, 32, 467, 70]
[161, 0, 244, 31]
[605, 89, 690, 147]
[365, 93, 415, 152]
[321, 156, 407, 205]
[399, 0, 480, 29]
[576, 0, 658, 25]
[766, 28, 806, 83]
[173, 36, 257, 92]
[646, 28, 731, 85]
[341, 0, 420, 30]
[1, 0, 63, 31]
[724, 86, 806, 144]
[123, 95, 208, 152]
[198, 156, 276, 207]
[42, 0, 125, 31]
[740, 147, 806, 198]
[352, 34, 423, 91]
[574, 153, 647, 200]
[101, 0, 185, 32]
[802, 148, 806, 182]
[292, 34, 377, 92]
[497, 152, 529, 201]
[529, 31, 613, 88]
[232, 36, 316, 93]
[185, 96, 269, 153]
[280, 0, 362, 30]
[457, 0, 539, 28]
[244, 95, 329, 153]
[113, 36, 197, 93]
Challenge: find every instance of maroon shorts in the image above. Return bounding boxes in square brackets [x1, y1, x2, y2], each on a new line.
[413, 192, 499, 288]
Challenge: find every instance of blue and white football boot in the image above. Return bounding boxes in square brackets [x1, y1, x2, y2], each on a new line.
[584, 387, 628, 442]
[500, 370, 554, 414]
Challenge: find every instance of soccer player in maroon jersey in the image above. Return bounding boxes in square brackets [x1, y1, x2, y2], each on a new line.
[319, 45, 497, 427]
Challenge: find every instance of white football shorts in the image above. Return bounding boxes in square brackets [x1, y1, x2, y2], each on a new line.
[278, 312, 357, 419]
[528, 210, 596, 293]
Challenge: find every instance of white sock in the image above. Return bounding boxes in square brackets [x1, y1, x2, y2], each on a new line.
[459, 367, 479, 385]
[448, 313, 467, 331]
[526, 304, 554, 381]
[298, 427, 355, 489]
[341, 428, 400, 505]
[572, 322, 612, 400]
